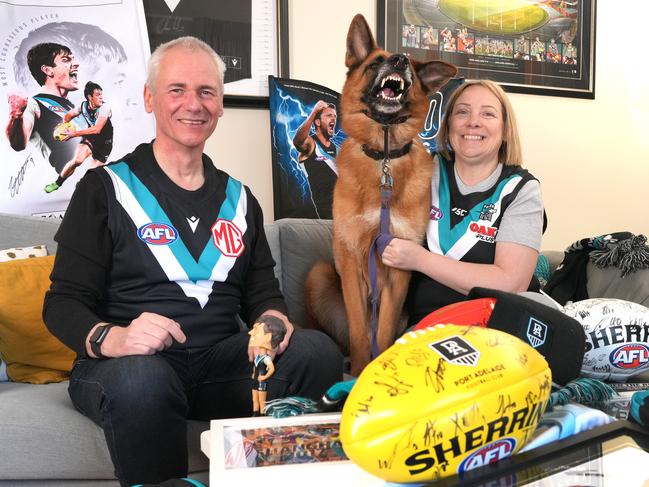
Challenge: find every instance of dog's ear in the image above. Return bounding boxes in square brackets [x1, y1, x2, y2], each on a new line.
[412, 60, 458, 95]
[345, 14, 378, 69]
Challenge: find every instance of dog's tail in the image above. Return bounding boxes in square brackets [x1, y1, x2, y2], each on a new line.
[304, 261, 349, 356]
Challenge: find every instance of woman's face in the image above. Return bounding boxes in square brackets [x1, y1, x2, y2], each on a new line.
[448, 85, 504, 167]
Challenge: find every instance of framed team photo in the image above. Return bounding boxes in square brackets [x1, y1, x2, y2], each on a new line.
[377, 0, 596, 99]
[201, 413, 385, 484]
[143, 0, 290, 108]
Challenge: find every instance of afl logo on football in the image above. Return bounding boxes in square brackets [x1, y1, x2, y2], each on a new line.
[458, 438, 516, 473]
[429, 205, 443, 221]
[429, 336, 480, 366]
[138, 222, 178, 245]
[610, 344, 649, 369]
[211, 219, 245, 257]
[526, 317, 547, 348]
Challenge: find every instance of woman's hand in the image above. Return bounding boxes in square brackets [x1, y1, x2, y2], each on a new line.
[381, 238, 428, 272]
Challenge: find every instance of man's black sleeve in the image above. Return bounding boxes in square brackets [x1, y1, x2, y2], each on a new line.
[43, 171, 113, 355]
[238, 189, 287, 326]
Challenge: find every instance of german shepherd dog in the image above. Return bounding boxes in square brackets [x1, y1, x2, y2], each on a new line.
[305, 15, 456, 375]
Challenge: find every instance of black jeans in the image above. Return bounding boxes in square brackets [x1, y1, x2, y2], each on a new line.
[68, 329, 343, 486]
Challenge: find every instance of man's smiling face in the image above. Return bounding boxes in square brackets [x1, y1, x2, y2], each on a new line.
[45, 51, 79, 92]
[144, 45, 224, 151]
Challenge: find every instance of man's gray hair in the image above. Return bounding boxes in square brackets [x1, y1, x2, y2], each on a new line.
[146, 36, 226, 92]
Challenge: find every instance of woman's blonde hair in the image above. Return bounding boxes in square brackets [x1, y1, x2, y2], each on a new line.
[436, 79, 522, 166]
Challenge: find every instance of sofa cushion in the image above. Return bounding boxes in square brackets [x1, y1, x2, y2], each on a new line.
[0, 255, 75, 383]
[0, 244, 48, 262]
[0, 213, 60, 253]
[0, 381, 208, 480]
[586, 264, 649, 306]
[275, 219, 334, 327]
[264, 222, 282, 286]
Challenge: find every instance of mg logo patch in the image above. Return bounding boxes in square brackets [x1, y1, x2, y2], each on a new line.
[211, 219, 245, 257]
[138, 222, 178, 245]
[526, 317, 548, 348]
[429, 336, 480, 366]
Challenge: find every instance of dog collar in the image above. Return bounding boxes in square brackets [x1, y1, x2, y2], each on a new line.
[361, 141, 413, 160]
[362, 109, 410, 125]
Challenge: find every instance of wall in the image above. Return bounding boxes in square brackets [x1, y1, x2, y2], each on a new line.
[206, 0, 649, 251]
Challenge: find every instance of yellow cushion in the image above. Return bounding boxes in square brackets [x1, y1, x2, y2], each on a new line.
[0, 255, 75, 383]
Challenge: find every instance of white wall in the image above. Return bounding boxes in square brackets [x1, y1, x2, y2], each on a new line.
[206, 0, 649, 250]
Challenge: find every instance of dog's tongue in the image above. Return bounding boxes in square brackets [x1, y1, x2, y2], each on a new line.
[382, 87, 395, 98]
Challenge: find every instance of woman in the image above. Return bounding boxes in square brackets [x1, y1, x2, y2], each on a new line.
[382, 80, 545, 326]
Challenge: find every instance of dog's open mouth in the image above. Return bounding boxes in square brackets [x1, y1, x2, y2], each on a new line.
[366, 69, 413, 118]
[372, 73, 410, 102]
[376, 73, 405, 101]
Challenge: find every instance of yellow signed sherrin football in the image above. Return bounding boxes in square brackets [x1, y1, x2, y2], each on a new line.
[340, 324, 551, 483]
[52, 121, 77, 141]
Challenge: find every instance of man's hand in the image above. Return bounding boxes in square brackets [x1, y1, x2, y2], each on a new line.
[90, 312, 186, 358]
[7, 94, 28, 119]
[313, 100, 328, 114]
[247, 309, 294, 362]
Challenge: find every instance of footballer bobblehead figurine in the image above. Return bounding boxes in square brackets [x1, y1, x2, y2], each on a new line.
[249, 315, 287, 416]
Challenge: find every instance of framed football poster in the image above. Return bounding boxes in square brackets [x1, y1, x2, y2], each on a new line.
[377, 0, 596, 99]
[143, 0, 290, 108]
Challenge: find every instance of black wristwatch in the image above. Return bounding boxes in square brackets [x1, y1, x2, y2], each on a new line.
[89, 324, 115, 359]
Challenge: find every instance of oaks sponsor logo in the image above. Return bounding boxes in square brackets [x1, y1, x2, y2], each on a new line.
[469, 222, 497, 243]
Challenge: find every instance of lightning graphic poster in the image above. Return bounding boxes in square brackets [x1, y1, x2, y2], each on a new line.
[269, 77, 345, 220]
[0, 0, 153, 218]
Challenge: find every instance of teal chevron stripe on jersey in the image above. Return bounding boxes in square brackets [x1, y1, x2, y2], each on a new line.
[437, 162, 522, 255]
[33, 96, 67, 112]
[105, 163, 245, 283]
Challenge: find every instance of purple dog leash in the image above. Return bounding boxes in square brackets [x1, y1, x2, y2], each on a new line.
[367, 125, 395, 358]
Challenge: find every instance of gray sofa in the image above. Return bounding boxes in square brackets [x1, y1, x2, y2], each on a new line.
[0, 215, 561, 485]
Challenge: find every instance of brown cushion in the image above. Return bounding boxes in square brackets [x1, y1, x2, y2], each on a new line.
[0, 255, 75, 383]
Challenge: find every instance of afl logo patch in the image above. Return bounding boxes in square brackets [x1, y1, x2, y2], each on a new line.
[211, 219, 245, 257]
[610, 344, 649, 369]
[429, 205, 443, 221]
[138, 222, 178, 245]
[429, 336, 480, 366]
[458, 438, 516, 473]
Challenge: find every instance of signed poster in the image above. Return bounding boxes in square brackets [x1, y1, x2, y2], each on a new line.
[0, 0, 154, 218]
[379, 0, 595, 98]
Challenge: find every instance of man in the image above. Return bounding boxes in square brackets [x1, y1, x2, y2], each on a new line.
[292, 100, 338, 219]
[5, 43, 80, 175]
[44, 81, 114, 193]
[43, 37, 342, 487]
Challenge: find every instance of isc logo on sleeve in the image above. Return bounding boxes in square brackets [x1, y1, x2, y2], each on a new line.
[138, 223, 178, 245]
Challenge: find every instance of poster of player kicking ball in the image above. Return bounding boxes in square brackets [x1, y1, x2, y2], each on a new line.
[0, 0, 154, 217]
